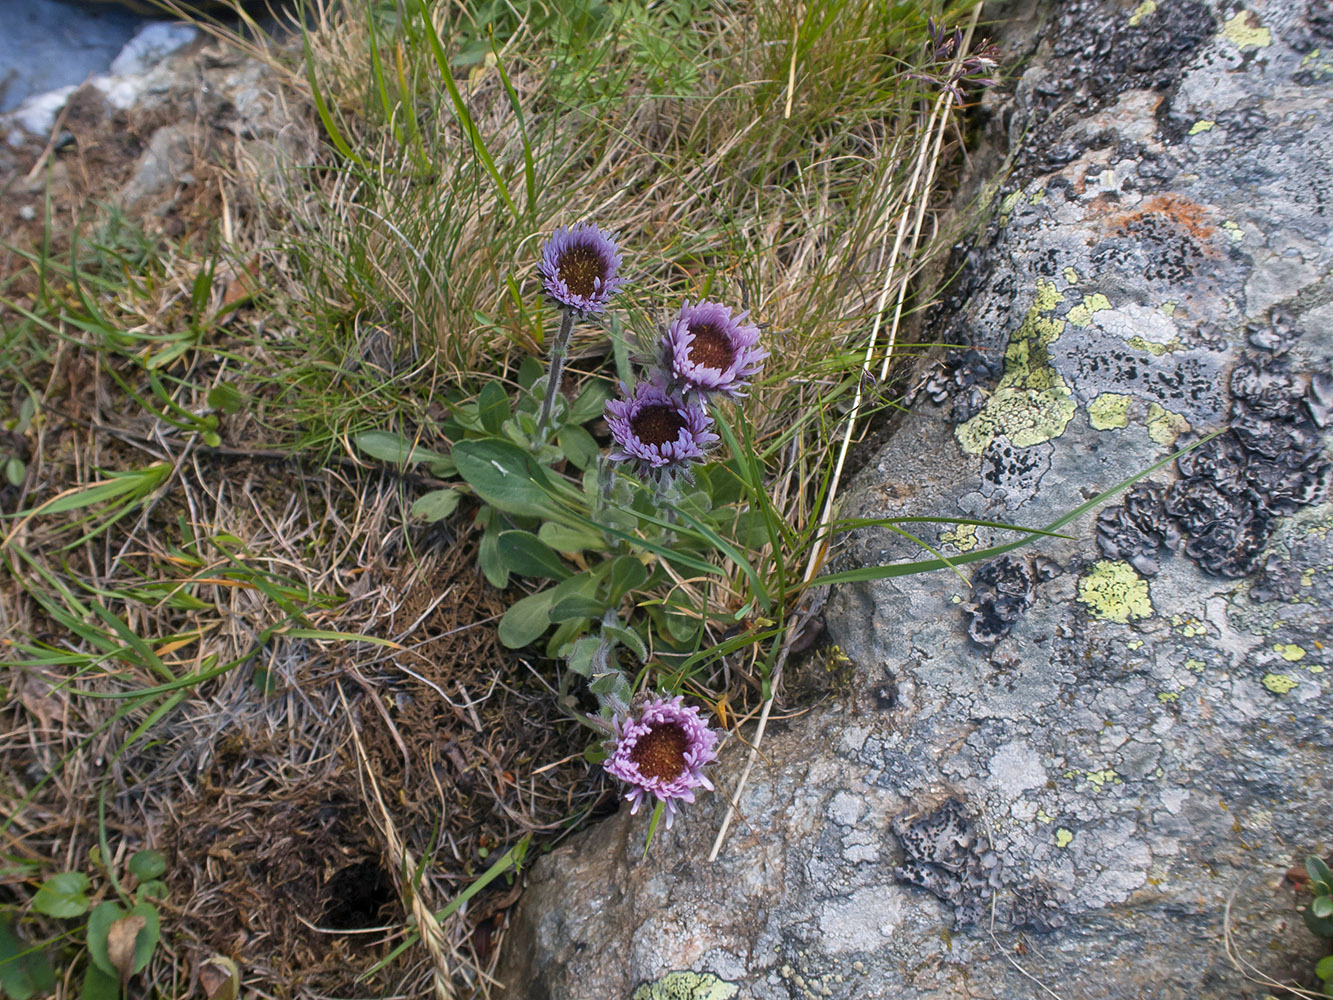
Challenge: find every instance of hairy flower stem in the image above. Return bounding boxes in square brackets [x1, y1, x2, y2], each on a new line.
[536, 307, 576, 439]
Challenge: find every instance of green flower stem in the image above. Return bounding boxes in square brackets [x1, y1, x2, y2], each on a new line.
[536, 306, 576, 438]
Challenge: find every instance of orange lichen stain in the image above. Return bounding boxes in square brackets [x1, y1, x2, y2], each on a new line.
[1116, 194, 1218, 242]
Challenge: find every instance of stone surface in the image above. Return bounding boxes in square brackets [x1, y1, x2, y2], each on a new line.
[0, 0, 153, 114]
[496, 1, 1333, 997]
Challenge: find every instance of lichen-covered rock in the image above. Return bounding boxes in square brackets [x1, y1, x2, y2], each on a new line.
[496, 2, 1333, 997]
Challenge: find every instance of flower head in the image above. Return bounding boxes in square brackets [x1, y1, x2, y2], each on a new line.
[538, 222, 625, 313]
[603, 694, 719, 827]
[605, 378, 718, 474]
[660, 299, 768, 398]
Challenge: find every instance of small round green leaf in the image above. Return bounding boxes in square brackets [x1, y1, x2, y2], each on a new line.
[32, 872, 90, 918]
[1315, 954, 1333, 982]
[86, 901, 125, 977]
[1313, 895, 1333, 919]
[128, 850, 166, 882]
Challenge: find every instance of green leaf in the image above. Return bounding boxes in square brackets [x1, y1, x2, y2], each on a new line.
[354, 431, 448, 467]
[128, 850, 166, 882]
[85, 900, 158, 981]
[36, 464, 169, 516]
[556, 425, 598, 470]
[134, 881, 168, 905]
[411, 489, 462, 522]
[478, 521, 510, 589]
[496, 531, 570, 580]
[1309, 856, 1333, 892]
[564, 636, 601, 678]
[1315, 954, 1333, 982]
[32, 872, 90, 918]
[478, 382, 511, 435]
[79, 962, 118, 1000]
[0, 919, 55, 1000]
[538, 521, 603, 554]
[549, 594, 607, 623]
[85, 902, 122, 978]
[4, 458, 24, 488]
[498, 590, 556, 648]
[125, 904, 159, 975]
[206, 384, 244, 414]
[1314, 895, 1333, 919]
[606, 556, 648, 602]
[568, 379, 611, 424]
[1303, 906, 1333, 939]
[603, 624, 647, 662]
[452, 439, 562, 519]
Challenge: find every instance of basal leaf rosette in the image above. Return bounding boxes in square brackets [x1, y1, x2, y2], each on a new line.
[603, 695, 719, 827]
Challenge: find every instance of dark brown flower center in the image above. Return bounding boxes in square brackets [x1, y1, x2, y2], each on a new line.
[630, 722, 689, 782]
[686, 322, 736, 370]
[556, 244, 606, 298]
[632, 404, 686, 446]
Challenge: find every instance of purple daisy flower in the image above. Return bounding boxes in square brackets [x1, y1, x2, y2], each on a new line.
[603, 694, 719, 827]
[605, 379, 718, 473]
[538, 222, 625, 314]
[660, 299, 768, 398]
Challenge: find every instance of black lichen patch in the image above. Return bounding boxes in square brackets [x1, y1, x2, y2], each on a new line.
[919, 347, 1002, 423]
[892, 800, 1002, 927]
[1016, 0, 1214, 181]
[966, 555, 1043, 646]
[1097, 483, 1180, 576]
[1098, 311, 1330, 580]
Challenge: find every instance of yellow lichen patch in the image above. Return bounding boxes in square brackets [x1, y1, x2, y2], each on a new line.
[1171, 614, 1207, 637]
[1185, 658, 1206, 673]
[1158, 691, 1178, 702]
[1275, 643, 1307, 661]
[940, 524, 979, 551]
[1299, 48, 1333, 79]
[1126, 334, 1182, 356]
[1035, 809, 1052, 824]
[1188, 119, 1216, 135]
[1128, 639, 1145, 650]
[955, 283, 1076, 454]
[1030, 188, 1046, 203]
[1063, 266, 1082, 285]
[1034, 279, 1063, 312]
[1223, 219, 1245, 242]
[1262, 673, 1298, 694]
[632, 972, 740, 1000]
[1055, 828, 1075, 848]
[1066, 293, 1112, 327]
[1223, 10, 1272, 49]
[1128, 0, 1157, 25]
[1159, 300, 1178, 317]
[1086, 768, 1120, 790]
[1089, 392, 1132, 430]
[1147, 403, 1191, 446]
[1078, 560, 1154, 623]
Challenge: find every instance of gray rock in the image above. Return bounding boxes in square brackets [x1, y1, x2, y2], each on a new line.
[497, 1, 1333, 997]
[0, 0, 151, 114]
